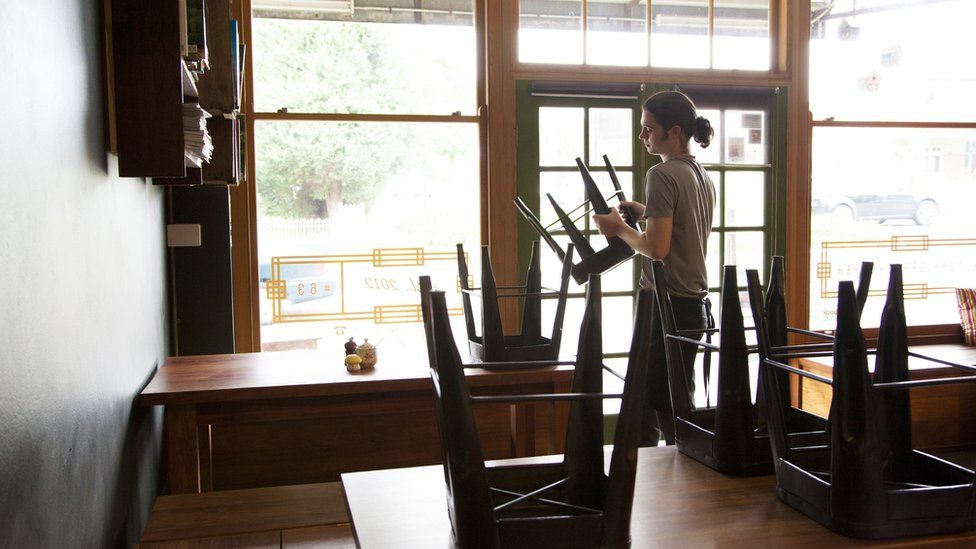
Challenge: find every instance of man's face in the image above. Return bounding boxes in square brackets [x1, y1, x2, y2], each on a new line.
[638, 111, 673, 156]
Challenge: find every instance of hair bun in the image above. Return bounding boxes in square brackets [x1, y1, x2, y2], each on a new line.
[692, 116, 714, 148]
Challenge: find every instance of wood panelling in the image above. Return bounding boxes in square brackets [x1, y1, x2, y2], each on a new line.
[141, 350, 572, 492]
[797, 344, 976, 451]
[138, 482, 352, 548]
[485, 0, 520, 331]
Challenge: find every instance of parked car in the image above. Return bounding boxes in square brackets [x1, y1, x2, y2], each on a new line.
[812, 193, 938, 225]
[258, 262, 336, 304]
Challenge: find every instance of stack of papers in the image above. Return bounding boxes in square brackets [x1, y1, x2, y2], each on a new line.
[183, 102, 213, 167]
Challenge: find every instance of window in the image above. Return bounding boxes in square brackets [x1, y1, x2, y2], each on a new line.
[250, 3, 481, 353]
[808, 0, 976, 330]
[518, 0, 772, 70]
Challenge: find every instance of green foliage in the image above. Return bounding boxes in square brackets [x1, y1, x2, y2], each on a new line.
[253, 20, 410, 218]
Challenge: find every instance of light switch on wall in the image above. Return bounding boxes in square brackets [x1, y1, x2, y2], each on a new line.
[167, 224, 202, 247]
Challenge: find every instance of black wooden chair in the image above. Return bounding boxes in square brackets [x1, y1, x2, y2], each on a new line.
[743, 256, 875, 474]
[514, 155, 635, 285]
[650, 261, 782, 475]
[457, 241, 573, 363]
[756, 265, 976, 538]
[420, 274, 651, 548]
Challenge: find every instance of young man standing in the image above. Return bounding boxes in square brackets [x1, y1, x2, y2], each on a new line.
[593, 90, 716, 446]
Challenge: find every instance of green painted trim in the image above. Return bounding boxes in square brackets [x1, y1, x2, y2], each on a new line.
[514, 81, 645, 284]
[515, 80, 540, 279]
[770, 87, 789, 273]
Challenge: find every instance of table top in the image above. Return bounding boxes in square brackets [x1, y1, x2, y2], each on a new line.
[341, 446, 976, 548]
[140, 349, 574, 406]
[800, 343, 976, 376]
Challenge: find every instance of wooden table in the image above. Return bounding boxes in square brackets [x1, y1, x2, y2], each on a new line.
[341, 446, 976, 548]
[797, 343, 976, 450]
[140, 349, 573, 494]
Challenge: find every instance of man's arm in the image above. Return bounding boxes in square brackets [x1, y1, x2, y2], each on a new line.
[592, 210, 673, 259]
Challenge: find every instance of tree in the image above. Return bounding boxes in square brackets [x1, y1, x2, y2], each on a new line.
[252, 20, 410, 218]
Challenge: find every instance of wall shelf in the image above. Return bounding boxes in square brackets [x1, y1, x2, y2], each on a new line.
[110, 0, 243, 185]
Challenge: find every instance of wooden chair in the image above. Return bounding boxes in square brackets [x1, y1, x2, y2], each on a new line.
[651, 261, 783, 475]
[757, 266, 976, 538]
[457, 241, 573, 362]
[420, 274, 651, 548]
[743, 257, 876, 472]
[514, 155, 635, 285]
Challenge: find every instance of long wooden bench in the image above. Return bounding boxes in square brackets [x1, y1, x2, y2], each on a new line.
[797, 343, 976, 450]
[136, 482, 354, 548]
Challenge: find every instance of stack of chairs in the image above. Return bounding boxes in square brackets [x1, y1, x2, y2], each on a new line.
[457, 241, 573, 363]
[751, 263, 976, 538]
[651, 261, 830, 475]
[420, 274, 651, 548]
[514, 155, 636, 285]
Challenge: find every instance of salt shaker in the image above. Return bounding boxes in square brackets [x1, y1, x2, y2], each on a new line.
[356, 338, 377, 369]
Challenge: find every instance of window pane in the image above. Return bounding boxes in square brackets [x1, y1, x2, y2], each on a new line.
[706, 232, 720, 291]
[707, 169, 722, 228]
[586, 0, 647, 66]
[589, 108, 634, 166]
[724, 110, 766, 164]
[540, 234, 574, 290]
[810, 0, 976, 122]
[589, 235, 634, 293]
[540, 107, 585, 166]
[543, 294, 634, 358]
[690, 109, 722, 164]
[254, 121, 480, 351]
[724, 171, 765, 227]
[603, 296, 636, 353]
[520, 0, 583, 64]
[604, 357, 628, 415]
[590, 169, 634, 213]
[650, 0, 709, 69]
[252, 14, 476, 115]
[810, 126, 976, 329]
[544, 297, 585, 358]
[540, 171, 586, 229]
[724, 231, 764, 275]
[712, 0, 770, 71]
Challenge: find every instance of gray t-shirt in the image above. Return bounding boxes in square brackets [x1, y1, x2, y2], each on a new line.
[639, 154, 716, 298]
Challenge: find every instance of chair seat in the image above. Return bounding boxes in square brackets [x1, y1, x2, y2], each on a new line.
[496, 514, 605, 549]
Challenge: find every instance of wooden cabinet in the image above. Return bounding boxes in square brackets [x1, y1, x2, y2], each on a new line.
[110, 0, 243, 185]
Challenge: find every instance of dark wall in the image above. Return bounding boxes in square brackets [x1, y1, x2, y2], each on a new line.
[0, 1, 169, 547]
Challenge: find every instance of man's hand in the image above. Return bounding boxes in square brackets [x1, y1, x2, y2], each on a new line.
[593, 209, 627, 237]
[617, 200, 644, 226]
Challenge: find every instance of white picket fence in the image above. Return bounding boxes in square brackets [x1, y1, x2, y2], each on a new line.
[260, 218, 336, 238]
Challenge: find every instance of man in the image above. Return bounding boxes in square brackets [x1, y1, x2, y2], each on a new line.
[593, 90, 716, 446]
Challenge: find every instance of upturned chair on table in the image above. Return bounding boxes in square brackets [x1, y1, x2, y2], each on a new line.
[457, 241, 573, 363]
[420, 274, 651, 548]
[752, 264, 976, 538]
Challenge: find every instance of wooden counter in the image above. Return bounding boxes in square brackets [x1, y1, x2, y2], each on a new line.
[797, 343, 976, 450]
[140, 349, 573, 494]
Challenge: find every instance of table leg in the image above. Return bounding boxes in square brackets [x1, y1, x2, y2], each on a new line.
[198, 423, 213, 492]
[166, 404, 200, 494]
[511, 403, 536, 457]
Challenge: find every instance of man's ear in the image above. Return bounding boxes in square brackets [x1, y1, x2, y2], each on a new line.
[668, 125, 682, 140]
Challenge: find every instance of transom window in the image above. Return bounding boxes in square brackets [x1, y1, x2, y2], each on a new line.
[518, 0, 772, 70]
